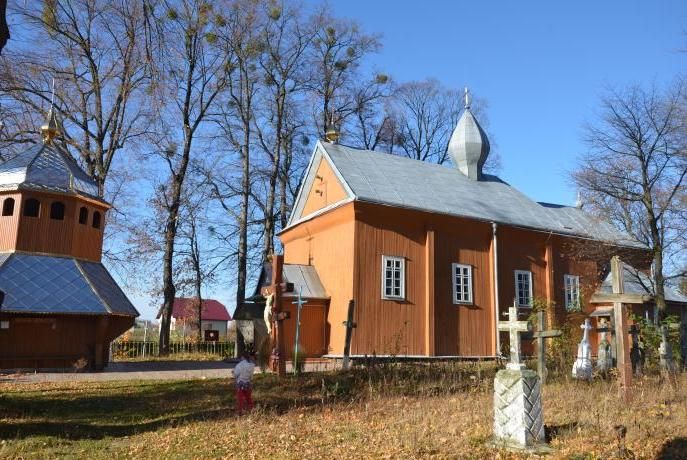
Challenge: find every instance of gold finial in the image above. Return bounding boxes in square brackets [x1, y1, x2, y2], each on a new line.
[41, 79, 61, 143]
[324, 111, 340, 143]
[325, 126, 340, 143]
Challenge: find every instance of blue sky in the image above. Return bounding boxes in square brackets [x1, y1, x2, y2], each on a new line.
[134, 1, 687, 319]
[318, 0, 687, 204]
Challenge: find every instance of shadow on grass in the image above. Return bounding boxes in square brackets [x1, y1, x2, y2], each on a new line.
[545, 422, 578, 443]
[656, 437, 687, 460]
[0, 376, 334, 441]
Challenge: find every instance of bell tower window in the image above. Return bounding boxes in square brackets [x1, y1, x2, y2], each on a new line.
[2, 198, 15, 216]
[50, 202, 65, 220]
[78, 206, 88, 224]
[23, 198, 40, 217]
[92, 211, 102, 229]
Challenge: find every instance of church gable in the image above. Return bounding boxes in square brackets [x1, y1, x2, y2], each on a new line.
[288, 142, 353, 226]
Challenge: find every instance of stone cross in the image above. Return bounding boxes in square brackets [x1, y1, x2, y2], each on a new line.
[572, 319, 593, 380]
[498, 302, 531, 370]
[532, 310, 561, 384]
[492, 302, 548, 453]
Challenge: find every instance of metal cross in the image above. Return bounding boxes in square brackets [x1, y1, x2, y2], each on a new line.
[580, 318, 592, 341]
[292, 287, 307, 374]
[498, 301, 531, 370]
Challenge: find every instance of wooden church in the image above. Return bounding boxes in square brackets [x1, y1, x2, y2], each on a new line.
[0, 110, 138, 370]
[259, 91, 658, 360]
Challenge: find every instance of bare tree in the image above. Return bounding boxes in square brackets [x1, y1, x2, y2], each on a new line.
[253, 1, 313, 260]
[307, 11, 381, 137]
[573, 81, 687, 316]
[155, 0, 227, 354]
[0, 0, 153, 196]
[0, 0, 8, 54]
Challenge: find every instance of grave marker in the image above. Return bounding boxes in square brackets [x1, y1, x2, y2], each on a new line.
[491, 304, 550, 453]
[572, 319, 593, 380]
[532, 310, 561, 384]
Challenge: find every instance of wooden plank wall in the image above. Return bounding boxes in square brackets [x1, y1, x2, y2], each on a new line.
[0, 192, 21, 251]
[8, 192, 106, 261]
[353, 203, 427, 356]
[433, 215, 494, 356]
[279, 301, 328, 358]
[281, 203, 355, 355]
[300, 157, 350, 217]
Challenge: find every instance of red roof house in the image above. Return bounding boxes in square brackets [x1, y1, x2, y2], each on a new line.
[171, 298, 232, 321]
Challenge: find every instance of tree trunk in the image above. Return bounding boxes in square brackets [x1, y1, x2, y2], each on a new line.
[0, 0, 9, 54]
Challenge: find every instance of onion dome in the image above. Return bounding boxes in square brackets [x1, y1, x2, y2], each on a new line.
[447, 88, 490, 180]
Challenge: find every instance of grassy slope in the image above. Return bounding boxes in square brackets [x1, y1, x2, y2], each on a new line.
[0, 368, 686, 459]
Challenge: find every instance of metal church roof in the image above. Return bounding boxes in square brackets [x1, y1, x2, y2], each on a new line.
[596, 265, 687, 304]
[0, 253, 139, 316]
[288, 142, 644, 249]
[282, 264, 328, 299]
[0, 143, 101, 200]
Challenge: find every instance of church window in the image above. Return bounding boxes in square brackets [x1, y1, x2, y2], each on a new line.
[23, 198, 40, 217]
[78, 207, 88, 224]
[50, 202, 65, 220]
[514, 270, 533, 307]
[2, 198, 15, 216]
[564, 275, 581, 311]
[92, 211, 102, 229]
[452, 263, 473, 304]
[382, 255, 405, 300]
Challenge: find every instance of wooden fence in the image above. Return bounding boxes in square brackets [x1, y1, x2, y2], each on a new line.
[111, 341, 235, 360]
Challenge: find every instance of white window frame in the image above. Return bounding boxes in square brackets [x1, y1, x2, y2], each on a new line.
[564, 274, 581, 311]
[452, 263, 473, 305]
[381, 255, 405, 300]
[514, 270, 533, 307]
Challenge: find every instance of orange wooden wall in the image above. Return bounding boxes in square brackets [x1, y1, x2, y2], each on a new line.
[281, 203, 355, 355]
[0, 191, 106, 261]
[300, 156, 349, 217]
[279, 301, 328, 358]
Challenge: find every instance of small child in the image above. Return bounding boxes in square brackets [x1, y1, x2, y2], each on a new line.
[233, 352, 256, 415]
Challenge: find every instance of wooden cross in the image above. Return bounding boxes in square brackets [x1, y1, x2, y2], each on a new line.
[342, 300, 357, 370]
[498, 301, 531, 370]
[532, 310, 562, 384]
[606, 256, 645, 402]
[292, 287, 307, 374]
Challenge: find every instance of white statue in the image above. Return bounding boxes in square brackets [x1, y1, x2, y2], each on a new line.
[572, 319, 593, 380]
[264, 293, 274, 336]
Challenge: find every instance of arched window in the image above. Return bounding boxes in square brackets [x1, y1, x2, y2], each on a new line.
[2, 198, 15, 216]
[50, 202, 65, 220]
[92, 211, 102, 229]
[78, 206, 88, 225]
[23, 198, 40, 217]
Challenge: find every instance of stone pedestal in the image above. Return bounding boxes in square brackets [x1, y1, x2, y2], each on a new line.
[492, 368, 548, 452]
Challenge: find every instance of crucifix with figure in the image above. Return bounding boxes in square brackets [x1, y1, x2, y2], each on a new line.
[498, 301, 532, 369]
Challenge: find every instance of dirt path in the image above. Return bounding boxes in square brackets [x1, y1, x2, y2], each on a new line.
[0, 360, 238, 383]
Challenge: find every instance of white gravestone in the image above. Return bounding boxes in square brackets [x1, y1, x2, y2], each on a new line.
[572, 319, 593, 380]
[492, 305, 549, 452]
[596, 329, 612, 376]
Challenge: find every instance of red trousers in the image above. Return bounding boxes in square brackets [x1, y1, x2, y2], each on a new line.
[236, 387, 254, 414]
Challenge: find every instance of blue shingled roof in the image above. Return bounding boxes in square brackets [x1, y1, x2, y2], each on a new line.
[0, 144, 101, 200]
[0, 253, 138, 316]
